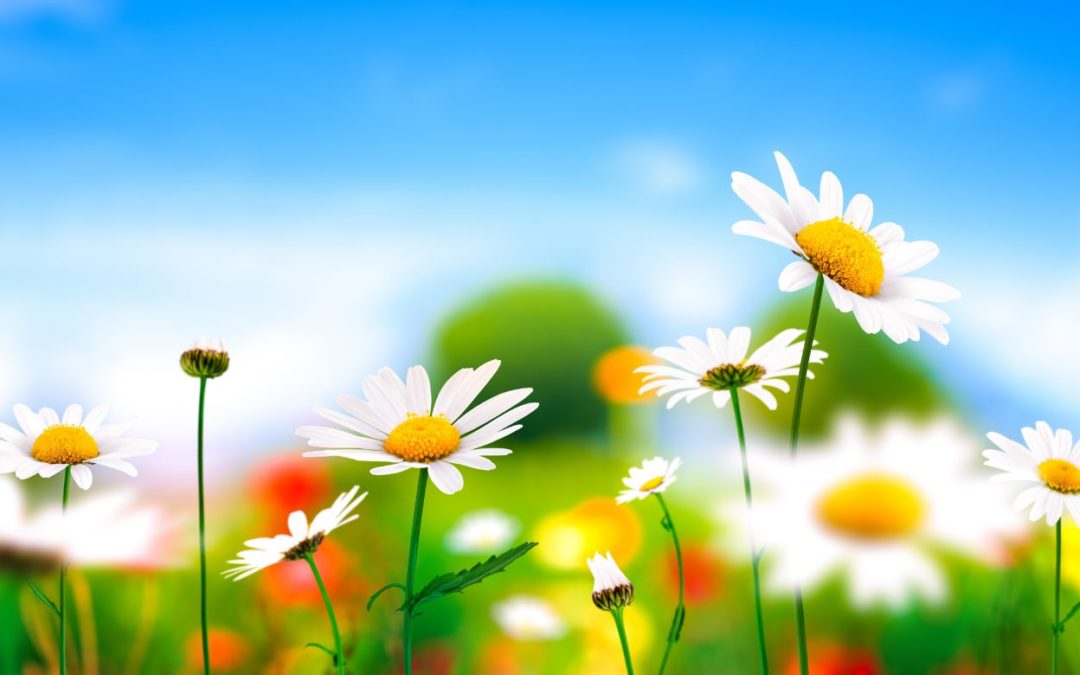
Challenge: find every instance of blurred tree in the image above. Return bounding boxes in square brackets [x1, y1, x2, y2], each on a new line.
[750, 290, 957, 438]
[430, 280, 628, 439]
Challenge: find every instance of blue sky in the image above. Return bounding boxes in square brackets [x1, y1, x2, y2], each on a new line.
[0, 0, 1078, 488]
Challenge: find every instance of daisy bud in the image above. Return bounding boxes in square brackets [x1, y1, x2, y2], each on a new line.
[180, 338, 230, 379]
[587, 551, 634, 611]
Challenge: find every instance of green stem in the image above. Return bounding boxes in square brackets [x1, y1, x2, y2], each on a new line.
[402, 470, 429, 675]
[789, 272, 824, 675]
[612, 607, 635, 675]
[196, 376, 210, 675]
[655, 494, 685, 675]
[731, 390, 770, 675]
[1054, 520, 1061, 675]
[306, 554, 345, 675]
[59, 466, 71, 675]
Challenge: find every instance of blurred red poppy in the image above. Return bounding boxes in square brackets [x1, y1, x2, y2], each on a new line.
[667, 544, 725, 605]
[785, 642, 882, 675]
[186, 627, 250, 671]
[258, 539, 364, 607]
[247, 452, 332, 524]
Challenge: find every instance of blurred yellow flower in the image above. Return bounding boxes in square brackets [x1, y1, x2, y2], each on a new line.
[1061, 521, 1080, 591]
[592, 346, 659, 404]
[578, 599, 653, 674]
[533, 498, 642, 570]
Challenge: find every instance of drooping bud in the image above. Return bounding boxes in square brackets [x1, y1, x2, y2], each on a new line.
[586, 551, 635, 611]
[180, 338, 230, 379]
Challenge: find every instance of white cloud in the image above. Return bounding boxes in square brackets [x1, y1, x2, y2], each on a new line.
[610, 138, 704, 196]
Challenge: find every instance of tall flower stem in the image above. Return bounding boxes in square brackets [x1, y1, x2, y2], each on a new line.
[611, 606, 635, 675]
[59, 466, 71, 675]
[789, 272, 825, 675]
[1053, 520, 1062, 675]
[730, 389, 770, 675]
[654, 494, 685, 675]
[196, 376, 210, 675]
[306, 554, 345, 675]
[402, 470, 429, 674]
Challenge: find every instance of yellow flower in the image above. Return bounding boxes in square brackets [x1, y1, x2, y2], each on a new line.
[533, 498, 642, 570]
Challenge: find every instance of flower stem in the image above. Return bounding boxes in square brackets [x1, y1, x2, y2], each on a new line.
[59, 466, 71, 675]
[1053, 519, 1062, 675]
[196, 376, 211, 675]
[655, 494, 685, 675]
[402, 470, 429, 674]
[306, 554, 345, 675]
[731, 389, 770, 675]
[789, 272, 824, 675]
[611, 607, 635, 675]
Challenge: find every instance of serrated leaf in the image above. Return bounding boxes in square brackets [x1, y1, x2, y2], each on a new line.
[404, 542, 537, 611]
[25, 578, 60, 617]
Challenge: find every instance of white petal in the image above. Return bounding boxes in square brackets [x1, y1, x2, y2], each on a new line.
[427, 461, 465, 495]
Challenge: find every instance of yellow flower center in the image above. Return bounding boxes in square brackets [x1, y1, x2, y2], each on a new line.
[639, 476, 665, 492]
[383, 415, 461, 463]
[795, 217, 885, 296]
[30, 425, 99, 465]
[817, 474, 925, 540]
[1038, 459, 1080, 494]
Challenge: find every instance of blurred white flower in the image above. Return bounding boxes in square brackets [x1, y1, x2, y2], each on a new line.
[0, 477, 182, 572]
[730, 415, 1024, 608]
[446, 510, 519, 554]
[984, 421, 1080, 526]
[492, 595, 566, 641]
[616, 456, 681, 504]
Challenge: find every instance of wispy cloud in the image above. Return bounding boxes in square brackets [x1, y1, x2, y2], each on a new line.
[0, 0, 107, 23]
[610, 138, 704, 197]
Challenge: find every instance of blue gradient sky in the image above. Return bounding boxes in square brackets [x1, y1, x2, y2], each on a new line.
[0, 1, 1077, 487]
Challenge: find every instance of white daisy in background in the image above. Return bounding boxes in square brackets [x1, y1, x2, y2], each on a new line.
[492, 595, 567, 641]
[0, 404, 157, 490]
[616, 457, 681, 504]
[298, 361, 538, 495]
[224, 486, 366, 581]
[638, 327, 826, 410]
[731, 151, 960, 344]
[446, 509, 520, 554]
[984, 422, 1080, 526]
[0, 477, 181, 572]
[731, 415, 1024, 608]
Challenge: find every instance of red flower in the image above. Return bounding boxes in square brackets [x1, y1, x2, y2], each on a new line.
[247, 452, 332, 524]
[785, 642, 882, 675]
[186, 628, 249, 671]
[667, 545, 725, 605]
[258, 539, 365, 607]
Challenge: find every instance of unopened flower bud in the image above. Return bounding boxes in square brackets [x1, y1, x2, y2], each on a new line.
[180, 338, 230, 379]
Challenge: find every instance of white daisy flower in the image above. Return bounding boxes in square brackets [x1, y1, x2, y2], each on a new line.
[984, 421, 1080, 526]
[735, 416, 1023, 608]
[586, 551, 634, 611]
[0, 404, 157, 491]
[298, 360, 538, 495]
[731, 151, 960, 344]
[637, 327, 826, 410]
[492, 595, 567, 641]
[224, 486, 366, 581]
[0, 477, 181, 572]
[446, 509, 520, 554]
[616, 457, 681, 504]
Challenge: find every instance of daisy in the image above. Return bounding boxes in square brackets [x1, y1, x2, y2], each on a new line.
[492, 595, 567, 641]
[224, 485, 366, 581]
[984, 422, 1080, 526]
[0, 404, 156, 490]
[446, 509, 520, 554]
[586, 552, 635, 675]
[731, 151, 960, 344]
[637, 327, 826, 410]
[738, 416, 1023, 608]
[298, 360, 538, 495]
[225, 486, 363, 675]
[617, 457, 681, 504]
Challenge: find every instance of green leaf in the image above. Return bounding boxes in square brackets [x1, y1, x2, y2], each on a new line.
[366, 582, 406, 612]
[304, 642, 338, 666]
[667, 605, 686, 642]
[405, 542, 537, 611]
[1057, 600, 1080, 633]
[25, 579, 60, 617]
